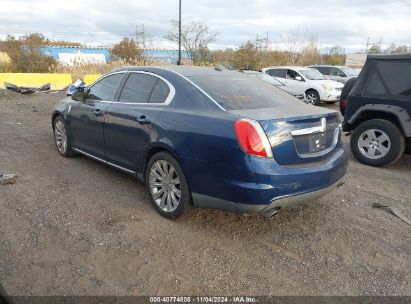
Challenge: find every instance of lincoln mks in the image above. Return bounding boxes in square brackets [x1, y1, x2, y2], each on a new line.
[52, 66, 348, 219]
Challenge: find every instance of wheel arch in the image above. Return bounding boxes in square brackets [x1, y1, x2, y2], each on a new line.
[51, 111, 63, 128]
[143, 143, 193, 205]
[143, 143, 182, 181]
[347, 105, 411, 137]
[305, 88, 319, 95]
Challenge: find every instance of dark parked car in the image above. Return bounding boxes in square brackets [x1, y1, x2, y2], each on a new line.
[52, 66, 348, 219]
[343, 54, 411, 167]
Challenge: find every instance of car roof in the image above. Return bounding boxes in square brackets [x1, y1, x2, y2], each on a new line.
[240, 70, 261, 74]
[308, 65, 344, 68]
[263, 66, 309, 70]
[366, 53, 411, 60]
[111, 66, 241, 77]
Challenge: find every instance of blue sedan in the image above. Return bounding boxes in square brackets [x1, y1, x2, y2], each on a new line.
[52, 66, 348, 219]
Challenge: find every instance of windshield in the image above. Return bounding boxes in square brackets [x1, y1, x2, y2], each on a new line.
[254, 73, 284, 86]
[340, 66, 360, 76]
[188, 75, 303, 110]
[298, 69, 324, 80]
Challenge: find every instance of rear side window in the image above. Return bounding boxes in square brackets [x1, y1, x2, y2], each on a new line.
[266, 69, 286, 78]
[119, 73, 157, 103]
[188, 75, 303, 110]
[87, 73, 124, 101]
[365, 60, 411, 99]
[149, 79, 170, 103]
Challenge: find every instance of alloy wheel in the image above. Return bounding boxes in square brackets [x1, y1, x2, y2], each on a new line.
[307, 93, 317, 105]
[149, 160, 181, 212]
[358, 129, 391, 159]
[54, 120, 68, 154]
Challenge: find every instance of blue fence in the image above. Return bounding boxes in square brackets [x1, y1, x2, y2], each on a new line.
[40, 46, 191, 64]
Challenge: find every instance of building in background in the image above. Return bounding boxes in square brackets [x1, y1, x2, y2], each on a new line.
[41, 46, 110, 66]
[144, 49, 191, 64]
[40, 45, 191, 66]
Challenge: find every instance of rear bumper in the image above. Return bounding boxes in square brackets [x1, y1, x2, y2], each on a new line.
[192, 178, 344, 218]
[188, 145, 348, 216]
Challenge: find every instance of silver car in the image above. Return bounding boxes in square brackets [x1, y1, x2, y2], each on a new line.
[308, 65, 360, 84]
[241, 70, 307, 102]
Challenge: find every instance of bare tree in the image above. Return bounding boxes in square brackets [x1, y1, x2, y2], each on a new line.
[281, 29, 308, 64]
[328, 45, 345, 57]
[299, 36, 321, 66]
[167, 20, 217, 65]
[385, 43, 409, 54]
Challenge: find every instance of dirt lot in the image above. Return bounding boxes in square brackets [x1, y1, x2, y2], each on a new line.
[0, 90, 410, 296]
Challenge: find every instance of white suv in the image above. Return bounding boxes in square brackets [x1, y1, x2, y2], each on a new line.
[262, 66, 344, 105]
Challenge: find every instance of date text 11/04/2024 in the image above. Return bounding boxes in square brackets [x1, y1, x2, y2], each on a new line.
[149, 296, 257, 303]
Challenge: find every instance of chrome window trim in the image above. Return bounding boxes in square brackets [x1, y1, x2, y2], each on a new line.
[86, 70, 175, 106]
[73, 148, 136, 174]
[162, 68, 226, 111]
[86, 71, 127, 89]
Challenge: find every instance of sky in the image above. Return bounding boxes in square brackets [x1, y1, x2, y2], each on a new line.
[0, 0, 410, 52]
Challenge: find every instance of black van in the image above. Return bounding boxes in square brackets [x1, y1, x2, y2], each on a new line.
[342, 54, 411, 167]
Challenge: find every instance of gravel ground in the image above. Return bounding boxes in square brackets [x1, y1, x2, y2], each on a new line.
[0, 90, 410, 296]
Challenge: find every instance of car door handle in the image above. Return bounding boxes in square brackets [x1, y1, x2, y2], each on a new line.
[94, 109, 103, 116]
[136, 115, 151, 124]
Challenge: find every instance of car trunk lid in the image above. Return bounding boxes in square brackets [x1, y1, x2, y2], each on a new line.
[230, 106, 341, 165]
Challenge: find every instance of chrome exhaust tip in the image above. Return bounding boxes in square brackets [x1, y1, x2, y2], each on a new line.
[263, 207, 281, 220]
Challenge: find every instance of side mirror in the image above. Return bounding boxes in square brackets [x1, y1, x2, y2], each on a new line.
[295, 76, 302, 81]
[72, 90, 85, 101]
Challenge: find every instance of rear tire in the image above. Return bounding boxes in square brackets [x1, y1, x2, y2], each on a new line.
[145, 152, 192, 219]
[350, 119, 405, 167]
[306, 90, 320, 106]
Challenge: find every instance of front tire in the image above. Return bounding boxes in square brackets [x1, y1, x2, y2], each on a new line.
[145, 152, 192, 219]
[53, 116, 75, 157]
[350, 119, 405, 167]
[306, 90, 320, 106]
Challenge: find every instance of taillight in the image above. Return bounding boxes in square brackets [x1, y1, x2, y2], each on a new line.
[341, 99, 348, 108]
[234, 119, 273, 158]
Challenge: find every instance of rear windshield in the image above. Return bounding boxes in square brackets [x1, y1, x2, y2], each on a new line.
[188, 75, 302, 110]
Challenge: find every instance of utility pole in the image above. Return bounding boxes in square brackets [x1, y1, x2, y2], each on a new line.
[135, 24, 146, 49]
[177, 0, 182, 65]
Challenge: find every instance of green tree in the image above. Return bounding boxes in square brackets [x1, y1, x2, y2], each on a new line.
[0, 33, 57, 72]
[232, 41, 257, 70]
[111, 38, 143, 63]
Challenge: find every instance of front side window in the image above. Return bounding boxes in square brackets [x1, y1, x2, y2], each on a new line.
[340, 66, 359, 76]
[316, 67, 331, 75]
[298, 69, 324, 80]
[87, 73, 124, 101]
[287, 69, 303, 80]
[331, 67, 346, 77]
